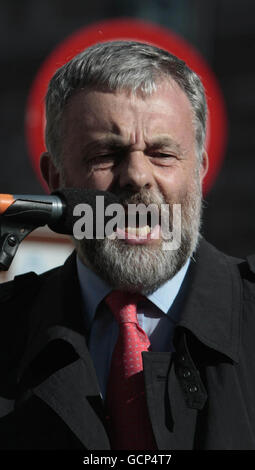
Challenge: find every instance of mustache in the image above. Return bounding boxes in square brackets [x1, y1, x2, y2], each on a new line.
[112, 188, 176, 231]
[113, 187, 166, 208]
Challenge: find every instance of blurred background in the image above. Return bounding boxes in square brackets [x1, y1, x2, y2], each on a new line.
[0, 0, 255, 281]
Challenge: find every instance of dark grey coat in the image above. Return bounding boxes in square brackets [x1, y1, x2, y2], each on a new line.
[0, 238, 255, 449]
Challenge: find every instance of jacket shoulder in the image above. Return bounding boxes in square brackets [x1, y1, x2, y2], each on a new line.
[197, 238, 255, 296]
[0, 272, 38, 303]
[207, 240, 255, 302]
[0, 266, 62, 346]
[0, 266, 60, 303]
[199, 238, 243, 264]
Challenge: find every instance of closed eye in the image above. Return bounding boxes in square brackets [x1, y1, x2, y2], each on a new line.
[153, 153, 176, 158]
[86, 152, 122, 170]
[148, 151, 179, 167]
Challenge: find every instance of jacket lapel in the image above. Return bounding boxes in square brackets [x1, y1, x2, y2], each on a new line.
[17, 252, 111, 449]
[143, 238, 242, 450]
[177, 238, 241, 363]
[32, 346, 110, 449]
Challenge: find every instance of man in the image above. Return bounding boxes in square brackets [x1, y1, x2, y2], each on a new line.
[0, 40, 255, 450]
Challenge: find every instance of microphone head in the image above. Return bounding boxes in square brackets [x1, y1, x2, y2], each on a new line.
[49, 187, 120, 236]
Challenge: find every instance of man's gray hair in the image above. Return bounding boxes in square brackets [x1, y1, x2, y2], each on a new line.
[45, 40, 207, 167]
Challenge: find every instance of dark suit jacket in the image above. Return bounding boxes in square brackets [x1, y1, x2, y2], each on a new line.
[0, 238, 255, 449]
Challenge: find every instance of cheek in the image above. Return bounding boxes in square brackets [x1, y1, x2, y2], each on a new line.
[156, 170, 187, 202]
[156, 167, 198, 204]
[87, 171, 115, 190]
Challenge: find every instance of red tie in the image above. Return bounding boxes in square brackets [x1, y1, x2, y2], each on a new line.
[104, 290, 157, 450]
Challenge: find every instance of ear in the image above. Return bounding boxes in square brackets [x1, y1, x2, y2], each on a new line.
[40, 152, 61, 192]
[199, 151, 209, 183]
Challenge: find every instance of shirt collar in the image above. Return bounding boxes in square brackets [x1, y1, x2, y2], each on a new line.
[147, 259, 190, 313]
[76, 255, 190, 329]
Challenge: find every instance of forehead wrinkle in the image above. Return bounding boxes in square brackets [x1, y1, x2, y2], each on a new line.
[82, 133, 186, 156]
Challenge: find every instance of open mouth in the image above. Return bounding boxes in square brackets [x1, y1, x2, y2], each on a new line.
[124, 211, 159, 233]
[113, 207, 162, 243]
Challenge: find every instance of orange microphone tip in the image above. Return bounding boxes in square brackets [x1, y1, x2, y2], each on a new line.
[0, 194, 15, 214]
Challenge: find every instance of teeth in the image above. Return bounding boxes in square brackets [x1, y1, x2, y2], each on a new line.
[108, 231, 117, 240]
[125, 225, 151, 236]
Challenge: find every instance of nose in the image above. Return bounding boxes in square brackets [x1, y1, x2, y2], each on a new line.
[117, 151, 154, 191]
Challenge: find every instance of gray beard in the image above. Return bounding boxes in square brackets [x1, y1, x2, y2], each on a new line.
[75, 178, 202, 295]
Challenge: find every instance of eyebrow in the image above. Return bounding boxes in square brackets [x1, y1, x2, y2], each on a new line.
[82, 135, 182, 155]
[147, 136, 182, 153]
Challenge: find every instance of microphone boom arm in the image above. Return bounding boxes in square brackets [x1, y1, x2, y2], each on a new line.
[0, 194, 64, 271]
[0, 218, 39, 271]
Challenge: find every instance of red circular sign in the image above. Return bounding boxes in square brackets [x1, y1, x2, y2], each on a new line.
[25, 18, 227, 194]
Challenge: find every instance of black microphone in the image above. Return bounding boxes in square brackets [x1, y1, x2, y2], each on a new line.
[0, 188, 120, 235]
